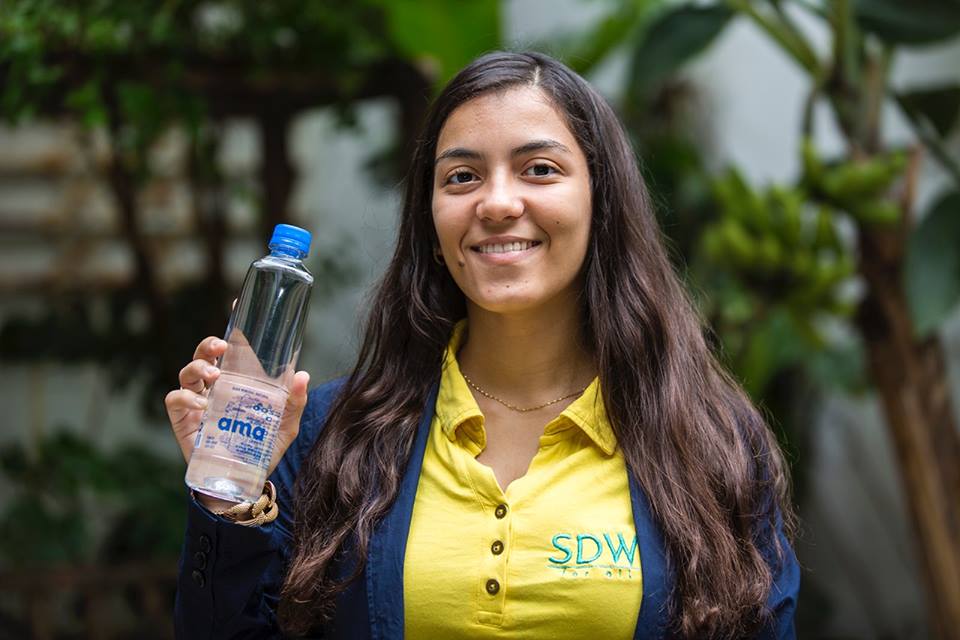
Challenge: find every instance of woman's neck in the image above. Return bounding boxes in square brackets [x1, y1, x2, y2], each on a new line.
[456, 300, 596, 405]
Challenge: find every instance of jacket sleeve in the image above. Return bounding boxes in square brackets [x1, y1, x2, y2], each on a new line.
[174, 377, 347, 640]
[756, 508, 801, 640]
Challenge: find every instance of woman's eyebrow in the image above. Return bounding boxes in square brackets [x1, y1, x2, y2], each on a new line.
[511, 139, 571, 157]
[434, 139, 571, 165]
[435, 147, 482, 164]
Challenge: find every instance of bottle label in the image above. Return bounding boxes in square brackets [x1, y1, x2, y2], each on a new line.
[195, 372, 287, 469]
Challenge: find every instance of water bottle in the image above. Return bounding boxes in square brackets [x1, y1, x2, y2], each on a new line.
[185, 224, 314, 503]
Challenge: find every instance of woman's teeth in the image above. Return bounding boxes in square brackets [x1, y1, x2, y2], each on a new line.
[475, 241, 539, 254]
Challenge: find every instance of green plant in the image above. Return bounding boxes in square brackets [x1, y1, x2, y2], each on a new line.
[0, 429, 186, 567]
[605, 0, 960, 635]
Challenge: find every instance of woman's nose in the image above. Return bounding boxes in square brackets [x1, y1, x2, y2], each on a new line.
[476, 173, 524, 222]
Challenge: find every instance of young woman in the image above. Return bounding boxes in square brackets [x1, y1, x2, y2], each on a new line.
[167, 51, 799, 639]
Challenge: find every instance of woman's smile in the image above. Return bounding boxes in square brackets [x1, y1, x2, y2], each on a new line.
[469, 238, 543, 264]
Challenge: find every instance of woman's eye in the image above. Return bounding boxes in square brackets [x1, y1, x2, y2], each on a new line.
[447, 171, 477, 185]
[524, 163, 557, 177]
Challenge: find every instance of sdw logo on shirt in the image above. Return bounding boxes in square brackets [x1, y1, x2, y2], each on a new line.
[547, 532, 638, 579]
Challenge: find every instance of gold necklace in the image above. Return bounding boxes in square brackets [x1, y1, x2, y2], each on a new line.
[461, 372, 587, 413]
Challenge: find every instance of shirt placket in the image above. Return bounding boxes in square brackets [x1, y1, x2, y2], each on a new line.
[453, 423, 513, 627]
[475, 497, 510, 626]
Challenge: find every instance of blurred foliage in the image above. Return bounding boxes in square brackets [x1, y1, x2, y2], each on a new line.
[0, 254, 359, 404]
[544, 0, 657, 75]
[611, 0, 960, 395]
[613, 1, 960, 633]
[906, 191, 960, 336]
[0, 429, 186, 567]
[379, 0, 500, 85]
[626, 3, 735, 101]
[0, 0, 500, 126]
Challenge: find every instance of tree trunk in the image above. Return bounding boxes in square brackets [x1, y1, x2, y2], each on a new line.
[259, 110, 293, 240]
[856, 224, 960, 640]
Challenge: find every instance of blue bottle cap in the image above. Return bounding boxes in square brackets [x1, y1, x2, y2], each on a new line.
[269, 224, 311, 257]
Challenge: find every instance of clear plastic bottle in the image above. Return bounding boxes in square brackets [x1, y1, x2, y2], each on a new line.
[185, 224, 314, 503]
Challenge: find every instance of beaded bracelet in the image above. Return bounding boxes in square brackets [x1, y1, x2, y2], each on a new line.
[210, 481, 279, 527]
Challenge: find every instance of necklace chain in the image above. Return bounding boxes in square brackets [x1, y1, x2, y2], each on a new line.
[461, 372, 586, 413]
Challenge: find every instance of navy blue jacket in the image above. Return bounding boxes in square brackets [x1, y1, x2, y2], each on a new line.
[175, 377, 800, 639]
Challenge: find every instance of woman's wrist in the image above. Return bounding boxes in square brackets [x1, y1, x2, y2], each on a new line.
[192, 482, 279, 527]
[195, 492, 241, 514]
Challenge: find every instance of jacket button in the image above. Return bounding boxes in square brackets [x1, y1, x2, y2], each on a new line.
[485, 578, 500, 595]
[194, 551, 207, 570]
[491, 540, 504, 555]
[494, 504, 507, 519]
[199, 534, 212, 553]
[192, 570, 205, 588]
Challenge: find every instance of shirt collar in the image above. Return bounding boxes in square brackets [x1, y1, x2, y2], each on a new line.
[557, 376, 617, 456]
[437, 319, 617, 456]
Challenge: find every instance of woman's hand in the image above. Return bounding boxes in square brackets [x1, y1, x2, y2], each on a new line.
[164, 335, 311, 509]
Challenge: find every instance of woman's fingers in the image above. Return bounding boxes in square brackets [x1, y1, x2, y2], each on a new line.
[167, 334, 224, 465]
[165, 388, 208, 426]
[192, 336, 228, 363]
[165, 387, 208, 463]
[178, 359, 221, 393]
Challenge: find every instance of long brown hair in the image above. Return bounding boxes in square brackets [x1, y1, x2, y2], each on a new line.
[279, 51, 796, 638]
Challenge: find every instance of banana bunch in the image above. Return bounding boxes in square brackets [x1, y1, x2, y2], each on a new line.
[801, 138, 906, 226]
[702, 167, 854, 316]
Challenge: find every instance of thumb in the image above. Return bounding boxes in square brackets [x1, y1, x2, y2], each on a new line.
[284, 370, 310, 424]
[269, 371, 311, 475]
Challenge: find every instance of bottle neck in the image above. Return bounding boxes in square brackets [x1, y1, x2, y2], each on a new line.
[269, 243, 307, 260]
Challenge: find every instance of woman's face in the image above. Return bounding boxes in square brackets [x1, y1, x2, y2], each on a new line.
[432, 86, 592, 315]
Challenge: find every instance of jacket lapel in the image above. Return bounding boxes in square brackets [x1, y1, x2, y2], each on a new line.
[365, 381, 439, 640]
[629, 471, 673, 639]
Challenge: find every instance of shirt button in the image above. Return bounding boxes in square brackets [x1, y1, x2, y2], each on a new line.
[194, 551, 207, 570]
[494, 504, 507, 519]
[485, 578, 500, 595]
[491, 540, 504, 555]
[199, 534, 212, 553]
[192, 570, 205, 588]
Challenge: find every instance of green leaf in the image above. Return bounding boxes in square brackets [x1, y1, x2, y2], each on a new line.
[730, 0, 819, 74]
[65, 80, 107, 128]
[0, 497, 90, 567]
[898, 85, 960, 138]
[906, 191, 960, 336]
[737, 308, 807, 396]
[803, 337, 869, 394]
[376, 0, 501, 86]
[627, 3, 734, 101]
[549, 0, 654, 75]
[854, 0, 960, 45]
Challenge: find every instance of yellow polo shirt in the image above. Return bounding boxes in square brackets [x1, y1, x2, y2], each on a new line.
[403, 320, 642, 638]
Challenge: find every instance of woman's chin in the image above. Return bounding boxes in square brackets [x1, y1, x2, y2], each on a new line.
[467, 289, 552, 315]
